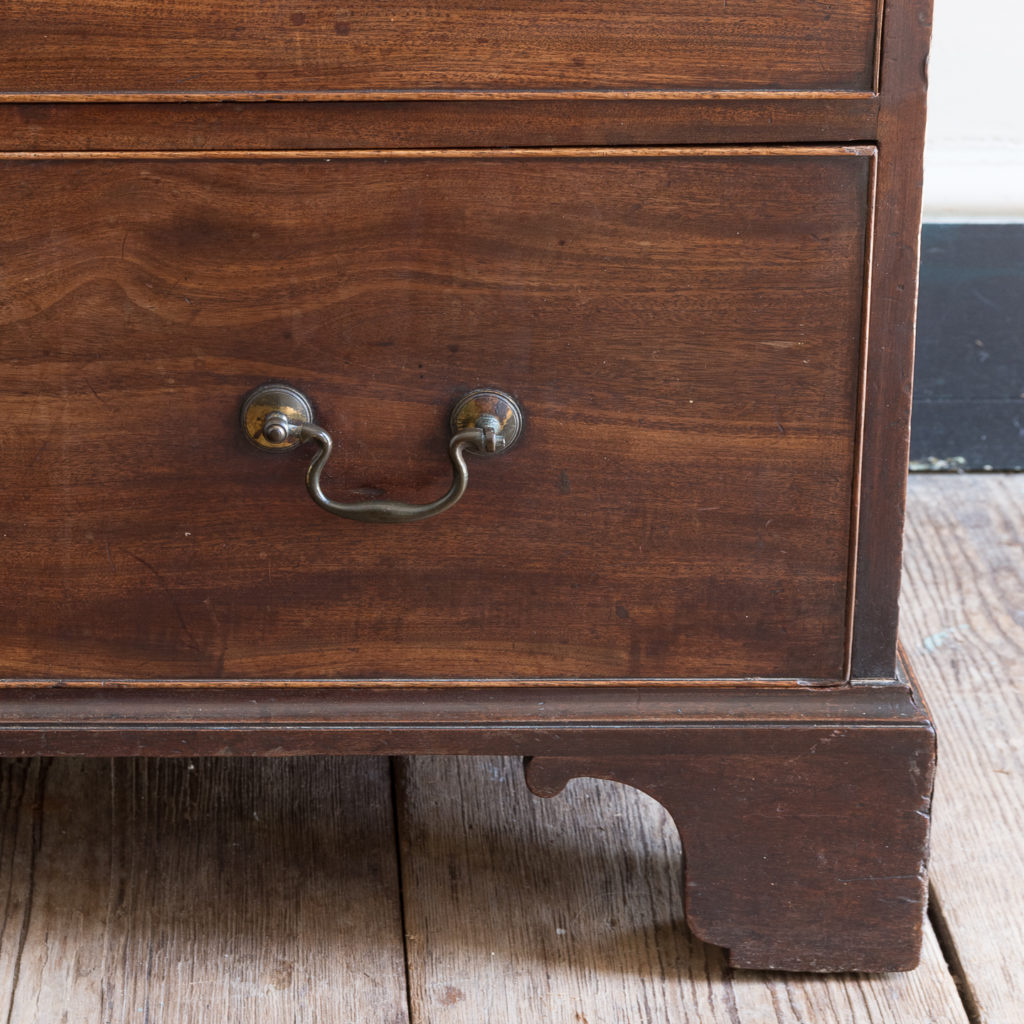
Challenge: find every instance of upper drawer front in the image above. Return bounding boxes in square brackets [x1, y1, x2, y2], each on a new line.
[1, 148, 871, 683]
[2, 0, 880, 96]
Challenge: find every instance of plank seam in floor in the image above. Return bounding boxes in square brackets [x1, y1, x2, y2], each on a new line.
[3, 760, 46, 1024]
[390, 757, 415, 1024]
[927, 882, 982, 1024]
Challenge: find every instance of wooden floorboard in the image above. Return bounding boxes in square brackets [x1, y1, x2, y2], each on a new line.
[0, 757, 409, 1024]
[901, 474, 1024, 1024]
[395, 755, 967, 1024]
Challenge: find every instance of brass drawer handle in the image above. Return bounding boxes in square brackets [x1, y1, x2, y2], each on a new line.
[240, 384, 523, 524]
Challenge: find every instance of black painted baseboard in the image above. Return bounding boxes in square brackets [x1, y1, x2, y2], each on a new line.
[911, 223, 1024, 471]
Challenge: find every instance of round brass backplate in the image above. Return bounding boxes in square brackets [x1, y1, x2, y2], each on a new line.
[450, 389, 523, 454]
[240, 384, 315, 451]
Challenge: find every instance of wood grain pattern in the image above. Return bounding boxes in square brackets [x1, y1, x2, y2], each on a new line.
[396, 754, 965, 1020]
[0, 98, 883, 154]
[902, 474, 1024, 1023]
[0, 0, 940, 992]
[0, 757, 409, 1023]
[0, 0, 879, 96]
[0, 148, 870, 682]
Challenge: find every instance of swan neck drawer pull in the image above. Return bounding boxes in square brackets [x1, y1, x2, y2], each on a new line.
[240, 384, 523, 524]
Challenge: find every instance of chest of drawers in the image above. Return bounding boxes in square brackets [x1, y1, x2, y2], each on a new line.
[0, 0, 934, 972]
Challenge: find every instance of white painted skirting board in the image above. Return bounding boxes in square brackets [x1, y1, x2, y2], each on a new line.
[923, 144, 1024, 223]
[923, 0, 1024, 223]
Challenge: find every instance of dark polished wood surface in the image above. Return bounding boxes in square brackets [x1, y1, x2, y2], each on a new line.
[0, 97, 884, 153]
[1, 0, 880, 97]
[0, 0, 934, 976]
[1, 148, 869, 682]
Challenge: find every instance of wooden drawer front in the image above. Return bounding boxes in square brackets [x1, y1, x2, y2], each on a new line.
[0, 148, 871, 682]
[2, 1, 880, 96]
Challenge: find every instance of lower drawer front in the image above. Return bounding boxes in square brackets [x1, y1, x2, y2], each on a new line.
[0, 148, 872, 682]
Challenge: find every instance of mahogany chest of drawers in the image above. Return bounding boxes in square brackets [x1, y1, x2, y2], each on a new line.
[0, 0, 934, 972]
